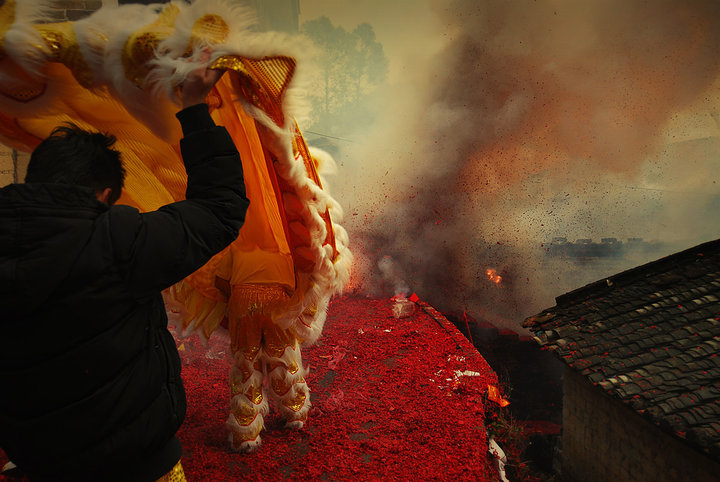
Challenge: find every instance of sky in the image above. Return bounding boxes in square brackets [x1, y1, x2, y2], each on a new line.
[297, 0, 720, 327]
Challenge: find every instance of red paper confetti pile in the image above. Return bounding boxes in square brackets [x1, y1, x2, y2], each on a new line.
[1, 296, 500, 481]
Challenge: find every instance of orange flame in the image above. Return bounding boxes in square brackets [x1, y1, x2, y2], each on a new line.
[487, 384, 510, 407]
[486, 268, 502, 285]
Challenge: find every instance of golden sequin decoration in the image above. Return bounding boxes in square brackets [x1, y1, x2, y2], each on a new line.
[302, 304, 318, 318]
[230, 284, 292, 328]
[229, 375, 246, 396]
[122, 3, 180, 87]
[270, 376, 291, 396]
[210, 55, 252, 77]
[122, 9, 228, 88]
[243, 343, 261, 362]
[232, 404, 258, 427]
[211, 55, 296, 128]
[33, 22, 94, 88]
[283, 390, 307, 412]
[243, 345, 260, 362]
[244, 384, 263, 405]
[190, 14, 229, 47]
[230, 382, 242, 397]
[235, 363, 252, 384]
[229, 362, 257, 396]
[267, 360, 299, 375]
[264, 328, 295, 359]
[155, 461, 187, 482]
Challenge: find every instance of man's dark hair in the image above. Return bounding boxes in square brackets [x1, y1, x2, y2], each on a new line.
[25, 123, 126, 205]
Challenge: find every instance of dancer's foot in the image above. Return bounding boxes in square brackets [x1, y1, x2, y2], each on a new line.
[285, 420, 304, 429]
[230, 436, 261, 454]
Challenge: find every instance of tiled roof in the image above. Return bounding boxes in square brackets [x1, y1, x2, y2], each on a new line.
[523, 239, 720, 461]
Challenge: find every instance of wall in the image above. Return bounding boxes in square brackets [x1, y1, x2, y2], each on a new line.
[0, 146, 29, 187]
[561, 367, 720, 482]
[0, 146, 16, 186]
[44, 0, 102, 20]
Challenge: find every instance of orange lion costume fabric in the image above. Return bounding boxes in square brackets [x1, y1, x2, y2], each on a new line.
[0, 0, 351, 452]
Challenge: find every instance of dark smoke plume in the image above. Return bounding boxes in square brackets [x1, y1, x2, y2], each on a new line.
[342, 0, 720, 326]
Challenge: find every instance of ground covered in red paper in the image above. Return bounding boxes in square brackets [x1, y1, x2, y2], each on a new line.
[1, 296, 500, 481]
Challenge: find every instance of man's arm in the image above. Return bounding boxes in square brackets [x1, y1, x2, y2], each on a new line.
[108, 67, 250, 296]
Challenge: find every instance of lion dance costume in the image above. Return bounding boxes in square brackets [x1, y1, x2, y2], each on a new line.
[0, 0, 351, 452]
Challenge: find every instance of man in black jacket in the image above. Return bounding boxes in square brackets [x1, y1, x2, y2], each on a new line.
[0, 65, 248, 481]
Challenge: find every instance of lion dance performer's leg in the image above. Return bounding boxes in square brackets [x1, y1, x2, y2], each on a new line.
[227, 284, 302, 452]
[263, 323, 310, 428]
[227, 309, 267, 453]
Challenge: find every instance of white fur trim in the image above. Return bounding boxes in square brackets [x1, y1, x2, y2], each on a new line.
[3, 0, 55, 75]
[263, 346, 309, 388]
[226, 412, 263, 453]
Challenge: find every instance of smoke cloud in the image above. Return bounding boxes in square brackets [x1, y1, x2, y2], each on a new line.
[306, 0, 720, 327]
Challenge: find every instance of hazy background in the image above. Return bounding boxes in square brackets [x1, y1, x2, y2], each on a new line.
[290, 0, 720, 329]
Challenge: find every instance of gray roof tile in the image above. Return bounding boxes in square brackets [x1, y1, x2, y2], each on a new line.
[523, 239, 720, 462]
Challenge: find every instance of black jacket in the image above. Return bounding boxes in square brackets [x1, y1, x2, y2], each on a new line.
[0, 104, 248, 481]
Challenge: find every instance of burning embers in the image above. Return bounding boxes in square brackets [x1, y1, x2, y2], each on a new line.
[485, 268, 503, 285]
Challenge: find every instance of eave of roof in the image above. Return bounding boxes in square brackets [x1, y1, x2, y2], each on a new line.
[523, 238, 720, 462]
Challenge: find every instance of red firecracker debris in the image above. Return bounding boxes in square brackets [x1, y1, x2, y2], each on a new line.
[0, 296, 499, 481]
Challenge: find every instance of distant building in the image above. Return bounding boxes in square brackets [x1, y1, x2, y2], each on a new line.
[524, 239, 720, 481]
[545, 237, 664, 261]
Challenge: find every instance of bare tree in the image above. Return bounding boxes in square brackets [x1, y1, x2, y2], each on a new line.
[301, 16, 388, 136]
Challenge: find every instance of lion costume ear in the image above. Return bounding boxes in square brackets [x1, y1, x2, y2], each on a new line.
[0, 0, 351, 344]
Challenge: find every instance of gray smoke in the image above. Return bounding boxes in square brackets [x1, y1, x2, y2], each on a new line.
[313, 0, 720, 327]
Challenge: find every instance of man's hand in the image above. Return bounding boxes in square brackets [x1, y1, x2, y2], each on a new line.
[180, 65, 224, 109]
